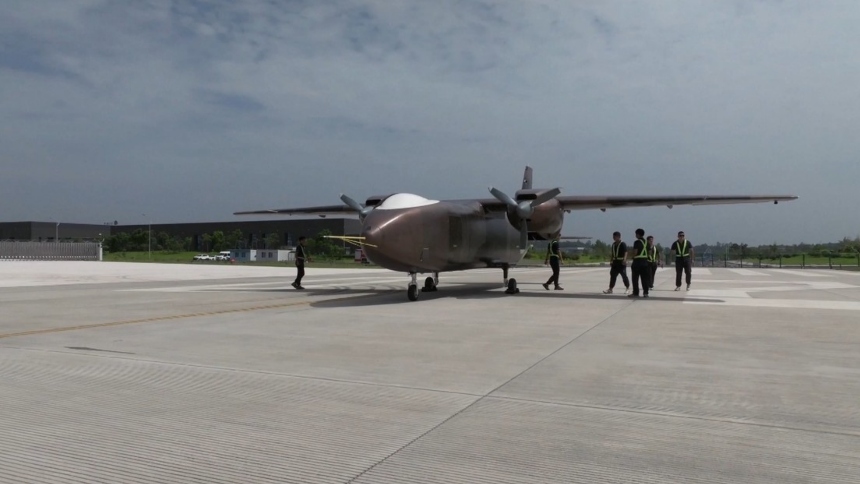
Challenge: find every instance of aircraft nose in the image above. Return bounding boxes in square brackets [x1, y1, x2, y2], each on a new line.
[363, 225, 383, 248]
[361, 212, 422, 271]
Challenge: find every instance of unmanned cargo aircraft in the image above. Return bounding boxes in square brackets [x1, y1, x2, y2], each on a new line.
[235, 166, 797, 301]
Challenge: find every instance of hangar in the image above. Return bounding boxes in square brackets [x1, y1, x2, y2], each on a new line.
[0, 218, 362, 252]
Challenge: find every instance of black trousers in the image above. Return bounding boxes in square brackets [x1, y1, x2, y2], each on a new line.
[546, 257, 560, 287]
[675, 258, 692, 287]
[294, 262, 305, 285]
[609, 261, 629, 289]
[650, 264, 658, 286]
[631, 259, 651, 295]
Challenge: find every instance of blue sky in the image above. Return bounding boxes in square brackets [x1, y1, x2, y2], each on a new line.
[2, 0, 858, 246]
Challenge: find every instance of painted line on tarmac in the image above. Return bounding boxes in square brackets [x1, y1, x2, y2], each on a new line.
[0, 294, 379, 340]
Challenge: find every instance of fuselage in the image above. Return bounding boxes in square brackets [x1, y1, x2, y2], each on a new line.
[360, 193, 564, 274]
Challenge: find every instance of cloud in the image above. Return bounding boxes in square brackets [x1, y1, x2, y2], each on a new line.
[1, 0, 859, 245]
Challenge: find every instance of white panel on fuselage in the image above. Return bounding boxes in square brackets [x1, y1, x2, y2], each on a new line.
[375, 193, 440, 210]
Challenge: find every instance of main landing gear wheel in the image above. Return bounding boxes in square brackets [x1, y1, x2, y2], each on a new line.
[422, 276, 437, 292]
[505, 278, 519, 294]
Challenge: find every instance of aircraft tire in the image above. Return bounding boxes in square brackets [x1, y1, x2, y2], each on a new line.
[408, 284, 419, 301]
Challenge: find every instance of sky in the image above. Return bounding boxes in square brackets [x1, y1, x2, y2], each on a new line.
[2, 0, 858, 246]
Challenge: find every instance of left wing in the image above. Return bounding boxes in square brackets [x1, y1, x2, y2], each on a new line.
[469, 194, 797, 213]
[555, 195, 798, 211]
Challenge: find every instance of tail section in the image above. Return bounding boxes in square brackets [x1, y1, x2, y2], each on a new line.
[521, 166, 533, 190]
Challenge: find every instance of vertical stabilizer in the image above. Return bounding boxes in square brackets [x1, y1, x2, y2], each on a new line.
[522, 166, 533, 190]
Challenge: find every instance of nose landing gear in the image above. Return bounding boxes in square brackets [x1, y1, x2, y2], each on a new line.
[407, 272, 440, 301]
[407, 273, 419, 301]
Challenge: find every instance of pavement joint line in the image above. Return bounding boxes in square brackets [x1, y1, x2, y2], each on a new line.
[0, 346, 485, 398]
[487, 394, 860, 439]
[0, 293, 380, 340]
[344, 299, 636, 484]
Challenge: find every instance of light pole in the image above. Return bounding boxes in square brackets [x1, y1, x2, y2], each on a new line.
[142, 213, 151, 259]
[55, 222, 60, 242]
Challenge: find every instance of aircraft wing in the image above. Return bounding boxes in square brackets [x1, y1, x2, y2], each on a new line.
[554, 195, 798, 211]
[233, 204, 354, 216]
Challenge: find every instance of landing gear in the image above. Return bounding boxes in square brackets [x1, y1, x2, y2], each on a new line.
[407, 272, 419, 301]
[502, 264, 519, 294]
[422, 275, 438, 292]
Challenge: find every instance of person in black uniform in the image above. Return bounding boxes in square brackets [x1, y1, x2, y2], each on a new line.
[628, 228, 651, 298]
[542, 235, 564, 290]
[670, 231, 694, 291]
[646, 235, 662, 289]
[603, 231, 629, 294]
[291, 236, 309, 290]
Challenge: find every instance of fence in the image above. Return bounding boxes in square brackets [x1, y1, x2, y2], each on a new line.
[683, 252, 860, 270]
[0, 241, 103, 261]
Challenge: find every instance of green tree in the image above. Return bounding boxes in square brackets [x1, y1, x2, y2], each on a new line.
[224, 229, 244, 250]
[201, 233, 212, 252]
[265, 233, 280, 249]
[312, 229, 342, 260]
[211, 231, 225, 251]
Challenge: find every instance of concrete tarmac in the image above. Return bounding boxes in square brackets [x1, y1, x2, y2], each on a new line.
[1, 261, 859, 483]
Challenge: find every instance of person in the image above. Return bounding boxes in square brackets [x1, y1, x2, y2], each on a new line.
[628, 228, 651, 298]
[669, 230, 693, 291]
[603, 231, 630, 294]
[292, 236, 310, 289]
[542, 235, 564, 290]
[646, 235, 662, 289]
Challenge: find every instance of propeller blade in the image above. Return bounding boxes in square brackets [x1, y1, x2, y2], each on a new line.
[530, 188, 561, 207]
[340, 194, 373, 218]
[488, 187, 518, 209]
[340, 194, 364, 212]
[520, 218, 528, 251]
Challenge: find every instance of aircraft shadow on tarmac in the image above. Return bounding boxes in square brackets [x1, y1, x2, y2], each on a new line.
[298, 283, 726, 308]
[205, 283, 723, 307]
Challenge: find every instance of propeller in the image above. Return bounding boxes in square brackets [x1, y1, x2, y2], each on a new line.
[488, 187, 561, 250]
[340, 193, 374, 220]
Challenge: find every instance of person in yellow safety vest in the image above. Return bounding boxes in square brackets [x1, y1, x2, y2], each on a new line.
[669, 230, 694, 291]
[603, 231, 630, 294]
[646, 235, 662, 289]
[627, 228, 651, 298]
[542, 234, 564, 290]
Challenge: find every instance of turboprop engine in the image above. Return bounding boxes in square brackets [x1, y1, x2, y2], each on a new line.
[488, 187, 563, 248]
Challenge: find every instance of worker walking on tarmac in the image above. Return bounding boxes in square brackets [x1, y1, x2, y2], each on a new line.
[670, 230, 694, 291]
[646, 235, 662, 289]
[628, 228, 651, 298]
[603, 231, 630, 294]
[543, 235, 564, 290]
[291, 236, 310, 290]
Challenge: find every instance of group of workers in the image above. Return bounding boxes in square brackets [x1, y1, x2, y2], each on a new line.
[544, 229, 694, 297]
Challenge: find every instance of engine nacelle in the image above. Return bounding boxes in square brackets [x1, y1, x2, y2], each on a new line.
[505, 197, 563, 239]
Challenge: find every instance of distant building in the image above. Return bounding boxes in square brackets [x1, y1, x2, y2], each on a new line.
[114, 218, 361, 251]
[0, 218, 361, 251]
[0, 221, 109, 241]
[230, 249, 294, 262]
